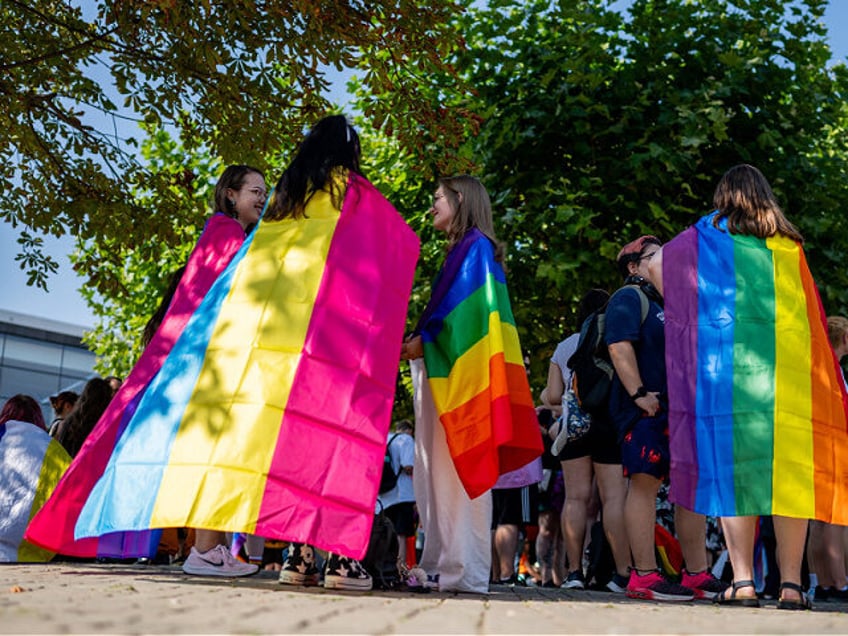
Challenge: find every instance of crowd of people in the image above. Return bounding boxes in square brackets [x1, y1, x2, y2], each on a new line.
[1, 116, 847, 613]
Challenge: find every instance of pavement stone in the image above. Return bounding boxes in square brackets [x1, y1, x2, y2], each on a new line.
[1, 563, 847, 634]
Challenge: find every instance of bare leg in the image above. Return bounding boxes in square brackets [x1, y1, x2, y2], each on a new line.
[773, 515, 809, 602]
[536, 510, 557, 584]
[494, 524, 519, 579]
[720, 515, 757, 598]
[625, 473, 661, 571]
[594, 462, 631, 577]
[675, 506, 707, 573]
[561, 456, 592, 573]
[194, 529, 228, 553]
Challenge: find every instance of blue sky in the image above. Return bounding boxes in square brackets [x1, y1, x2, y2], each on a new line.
[3, 2, 848, 329]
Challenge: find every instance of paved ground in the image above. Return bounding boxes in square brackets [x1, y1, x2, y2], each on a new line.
[1, 562, 847, 634]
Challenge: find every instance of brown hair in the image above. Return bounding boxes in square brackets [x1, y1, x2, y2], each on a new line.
[0, 394, 46, 431]
[712, 164, 803, 242]
[439, 175, 505, 262]
[213, 165, 264, 220]
[827, 316, 848, 351]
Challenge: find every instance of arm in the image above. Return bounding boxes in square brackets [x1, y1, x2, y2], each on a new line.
[539, 361, 565, 410]
[607, 341, 661, 416]
[400, 335, 423, 361]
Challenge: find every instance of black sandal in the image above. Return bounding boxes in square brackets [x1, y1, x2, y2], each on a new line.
[776, 582, 812, 610]
[713, 579, 760, 607]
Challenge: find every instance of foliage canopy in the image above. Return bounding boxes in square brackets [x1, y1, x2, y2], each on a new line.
[2, 0, 474, 291]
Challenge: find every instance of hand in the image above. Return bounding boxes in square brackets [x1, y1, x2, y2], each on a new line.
[634, 391, 662, 417]
[400, 335, 424, 361]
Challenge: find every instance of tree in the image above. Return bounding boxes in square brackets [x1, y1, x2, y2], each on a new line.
[1, 0, 476, 291]
[453, 0, 848, 383]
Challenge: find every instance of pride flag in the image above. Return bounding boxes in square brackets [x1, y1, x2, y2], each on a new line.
[73, 174, 419, 559]
[664, 213, 848, 523]
[25, 214, 245, 558]
[1, 421, 71, 562]
[417, 228, 542, 499]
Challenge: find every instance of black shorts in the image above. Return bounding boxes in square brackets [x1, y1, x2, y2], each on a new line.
[491, 484, 539, 529]
[383, 501, 416, 537]
[557, 411, 621, 465]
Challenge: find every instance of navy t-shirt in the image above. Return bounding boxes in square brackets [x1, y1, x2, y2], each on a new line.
[604, 286, 666, 438]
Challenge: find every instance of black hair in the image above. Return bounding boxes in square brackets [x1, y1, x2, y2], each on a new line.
[56, 378, 113, 458]
[266, 115, 362, 221]
[576, 288, 610, 331]
[140, 265, 187, 350]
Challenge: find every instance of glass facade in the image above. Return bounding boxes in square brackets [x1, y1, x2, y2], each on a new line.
[0, 312, 97, 423]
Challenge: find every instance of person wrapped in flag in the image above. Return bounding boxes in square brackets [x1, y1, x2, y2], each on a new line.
[25, 165, 265, 571]
[652, 164, 848, 609]
[58, 116, 419, 592]
[1, 395, 71, 562]
[401, 175, 543, 594]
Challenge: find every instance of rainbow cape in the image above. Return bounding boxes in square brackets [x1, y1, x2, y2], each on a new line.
[72, 174, 419, 559]
[25, 214, 247, 557]
[664, 213, 848, 523]
[416, 228, 542, 499]
[1, 421, 71, 562]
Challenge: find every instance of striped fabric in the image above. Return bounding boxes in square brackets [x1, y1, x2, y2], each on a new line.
[417, 229, 542, 499]
[72, 174, 419, 559]
[25, 214, 245, 558]
[664, 213, 848, 522]
[1, 421, 71, 562]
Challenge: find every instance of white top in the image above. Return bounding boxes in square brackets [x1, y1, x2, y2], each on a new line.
[376, 431, 415, 509]
[551, 333, 579, 389]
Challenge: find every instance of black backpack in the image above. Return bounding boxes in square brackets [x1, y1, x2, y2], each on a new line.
[566, 285, 649, 413]
[362, 504, 401, 590]
[378, 434, 400, 495]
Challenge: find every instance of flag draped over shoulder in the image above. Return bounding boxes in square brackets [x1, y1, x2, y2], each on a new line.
[1, 422, 71, 562]
[416, 228, 542, 499]
[664, 212, 848, 523]
[25, 214, 245, 558]
[70, 174, 419, 560]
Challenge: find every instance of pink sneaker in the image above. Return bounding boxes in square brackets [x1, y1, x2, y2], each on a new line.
[626, 569, 694, 602]
[681, 569, 729, 600]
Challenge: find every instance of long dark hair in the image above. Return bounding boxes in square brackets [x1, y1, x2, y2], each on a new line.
[0, 394, 46, 431]
[265, 115, 362, 221]
[140, 265, 187, 350]
[712, 164, 803, 242]
[56, 378, 113, 457]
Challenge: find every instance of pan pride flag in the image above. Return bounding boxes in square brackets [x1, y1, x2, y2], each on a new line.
[417, 228, 542, 499]
[71, 173, 419, 559]
[663, 212, 848, 524]
[26, 213, 246, 558]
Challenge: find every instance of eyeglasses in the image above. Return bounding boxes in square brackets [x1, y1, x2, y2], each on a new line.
[246, 187, 267, 199]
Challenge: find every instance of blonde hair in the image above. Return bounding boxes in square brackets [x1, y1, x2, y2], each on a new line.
[712, 164, 803, 242]
[439, 175, 505, 262]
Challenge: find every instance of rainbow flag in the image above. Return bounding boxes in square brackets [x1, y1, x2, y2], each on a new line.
[664, 213, 848, 523]
[73, 174, 419, 559]
[25, 214, 246, 558]
[1, 422, 71, 562]
[416, 228, 542, 499]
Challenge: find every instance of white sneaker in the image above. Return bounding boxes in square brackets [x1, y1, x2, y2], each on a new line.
[182, 545, 259, 577]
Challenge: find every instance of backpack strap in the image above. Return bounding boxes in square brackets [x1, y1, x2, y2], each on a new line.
[610, 284, 650, 326]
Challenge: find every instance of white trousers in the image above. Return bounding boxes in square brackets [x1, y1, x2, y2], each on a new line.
[410, 358, 492, 594]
